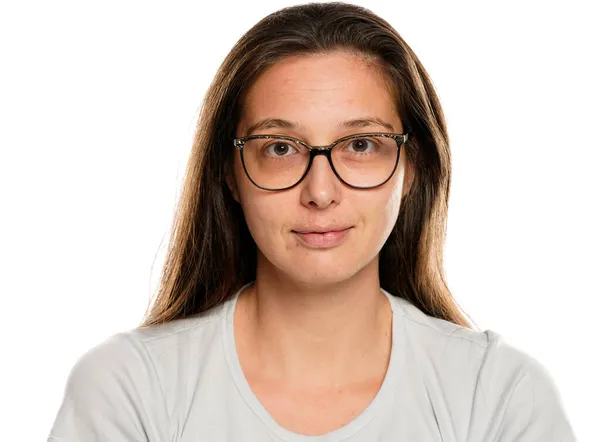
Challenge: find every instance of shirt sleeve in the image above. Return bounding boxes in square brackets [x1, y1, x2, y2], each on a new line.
[47, 331, 170, 442]
[467, 330, 577, 441]
[495, 355, 577, 441]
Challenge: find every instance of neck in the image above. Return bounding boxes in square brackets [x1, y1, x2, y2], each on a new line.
[235, 254, 393, 389]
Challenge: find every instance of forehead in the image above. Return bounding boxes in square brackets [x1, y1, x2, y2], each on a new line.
[238, 51, 400, 137]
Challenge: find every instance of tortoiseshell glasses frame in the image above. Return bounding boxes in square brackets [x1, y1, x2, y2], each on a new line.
[232, 132, 410, 191]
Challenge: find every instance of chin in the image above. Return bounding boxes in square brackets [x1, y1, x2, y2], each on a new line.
[281, 254, 364, 286]
[257, 236, 372, 284]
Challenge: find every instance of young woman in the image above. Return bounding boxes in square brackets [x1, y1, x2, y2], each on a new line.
[48, 3, 576, 441]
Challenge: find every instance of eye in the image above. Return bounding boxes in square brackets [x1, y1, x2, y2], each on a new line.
[346, 138, 377, 153]
[264, 141, 300, 157]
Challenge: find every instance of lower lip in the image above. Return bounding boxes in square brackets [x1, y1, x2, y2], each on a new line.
[293, 228, 352, 248]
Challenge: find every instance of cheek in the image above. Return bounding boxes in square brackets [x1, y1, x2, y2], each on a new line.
[239, 192, 285, 248]
[385, 181, 404, 221]
[361, 194, 400, 245]
[367, 171, 404, 232]
[233, 157, 290, 253]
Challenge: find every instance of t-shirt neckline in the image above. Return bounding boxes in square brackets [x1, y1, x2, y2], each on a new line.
[221, 281, 403, 442]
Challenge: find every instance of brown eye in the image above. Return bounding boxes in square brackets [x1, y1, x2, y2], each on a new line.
[345, 138, 378, 154]
[269, 142, 292, 156]
[261, 140, 301, 158]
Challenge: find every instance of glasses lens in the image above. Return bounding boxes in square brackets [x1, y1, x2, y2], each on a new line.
[332, 135, 399, 188]
[242, 138, 309, 189]
[241, 135, 400, 189]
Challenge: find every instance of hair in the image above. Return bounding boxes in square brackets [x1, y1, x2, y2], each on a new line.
[138, 1, 476, 330]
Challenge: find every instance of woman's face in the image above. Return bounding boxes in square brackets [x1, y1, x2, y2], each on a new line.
[229, 51, 413, 285]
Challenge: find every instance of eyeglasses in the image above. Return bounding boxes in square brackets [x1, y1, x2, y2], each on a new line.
[232, 132, 409, 191]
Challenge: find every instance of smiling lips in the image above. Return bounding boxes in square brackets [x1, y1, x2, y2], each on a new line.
[292, 226, 353, 248]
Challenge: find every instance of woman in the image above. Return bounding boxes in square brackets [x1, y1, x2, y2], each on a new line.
[47, 3, 576, 441]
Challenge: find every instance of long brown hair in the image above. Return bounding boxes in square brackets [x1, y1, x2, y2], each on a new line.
[139, 2, 476, 329]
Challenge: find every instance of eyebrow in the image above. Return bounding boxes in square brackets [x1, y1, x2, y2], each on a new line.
[243, 116, 396, 137]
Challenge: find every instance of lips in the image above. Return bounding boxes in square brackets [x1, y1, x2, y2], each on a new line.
[292, 226, 352, 234]
[292, 227, 352, 248]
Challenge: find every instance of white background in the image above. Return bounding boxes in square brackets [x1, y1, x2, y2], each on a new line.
[1, 0, 597, 440]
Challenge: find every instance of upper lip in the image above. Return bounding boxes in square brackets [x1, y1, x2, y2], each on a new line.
[292, 226, 352, 234]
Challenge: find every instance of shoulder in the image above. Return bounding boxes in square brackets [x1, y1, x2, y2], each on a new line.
[75, 301, 226, 377]
[470, 330, 577, 440]
[387, 291, 551, 369]
[471, 329, 560, 409]
[386, 293, 576, 440]
[66, 301, 227, 400]
[48, 302, 228, 440]
[386, 291, 489, 357]
[128, 302, 226, 359]
[388, 291, 570, 395]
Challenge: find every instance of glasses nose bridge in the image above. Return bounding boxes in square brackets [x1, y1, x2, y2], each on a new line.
[303, 144, 339, 183]
[310, 146, 332, 157]
[305, 138, 339, 161]
[306, 141, 335, 152]
[306, 144, 335, 164]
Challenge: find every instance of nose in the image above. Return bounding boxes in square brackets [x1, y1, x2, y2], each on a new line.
[299, 153, 341, 209]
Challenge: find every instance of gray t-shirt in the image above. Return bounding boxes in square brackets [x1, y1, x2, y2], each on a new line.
[47, 282, 576, 441]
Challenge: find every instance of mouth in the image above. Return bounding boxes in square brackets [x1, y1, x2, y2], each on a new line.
[291, 227, 353, 248]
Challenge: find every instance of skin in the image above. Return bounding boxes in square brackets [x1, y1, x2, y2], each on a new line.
[226, 51, 414, 427]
